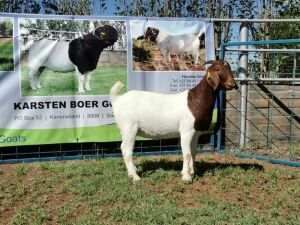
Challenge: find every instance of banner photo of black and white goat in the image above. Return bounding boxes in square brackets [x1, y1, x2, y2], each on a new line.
[19, 18, 127, 96]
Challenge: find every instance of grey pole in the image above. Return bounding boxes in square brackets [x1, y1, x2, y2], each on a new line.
[239, 22, 249, 148]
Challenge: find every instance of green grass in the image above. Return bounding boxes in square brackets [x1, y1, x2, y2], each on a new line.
[0, 154, 299, 225]
[21, 66, 127, 96]
[0, 38, 14, 71]
[289, 142, 300, 157]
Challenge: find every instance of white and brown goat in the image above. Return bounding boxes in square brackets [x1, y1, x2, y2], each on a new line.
[144, 27, 204, 65]
[110, 60, 238, 182]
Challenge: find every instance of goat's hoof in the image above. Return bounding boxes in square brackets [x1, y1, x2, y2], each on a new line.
[131, 174, 141, 182]
[182, 175, 192, 184]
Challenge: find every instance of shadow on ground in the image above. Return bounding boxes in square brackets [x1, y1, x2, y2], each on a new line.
[138, 157, 264, 177]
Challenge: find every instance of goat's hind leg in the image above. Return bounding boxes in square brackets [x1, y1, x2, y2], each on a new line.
[29, 68, 39, 90]
[120, 124, 140, 181]
[35, 66, 45, 89]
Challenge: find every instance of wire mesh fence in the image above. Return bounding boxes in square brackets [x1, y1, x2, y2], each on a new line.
[0, 138, 216, 164]
[222, 40, 300, 164]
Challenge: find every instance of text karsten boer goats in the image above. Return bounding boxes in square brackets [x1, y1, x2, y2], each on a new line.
[28, 25, 118, 93]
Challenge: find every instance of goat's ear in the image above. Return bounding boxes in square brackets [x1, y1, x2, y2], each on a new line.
[145, 27, 152, 35]
[98, 30, 107, 40]
[206, 71, 220, 91]
[99, 31, 106, 39]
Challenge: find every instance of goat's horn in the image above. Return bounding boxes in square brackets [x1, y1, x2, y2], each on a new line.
[203, 60, 216, 66]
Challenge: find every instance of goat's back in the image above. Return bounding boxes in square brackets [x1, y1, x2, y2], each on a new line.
[157, 32, 200, 53]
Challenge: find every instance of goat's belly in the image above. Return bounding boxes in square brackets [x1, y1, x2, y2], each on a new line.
[170, 37, 198, 53]
[137, 121, 180, 140]
[44, 59, 75, 72]
[44, 42, 75, 72]
[137, 129, 180, 140]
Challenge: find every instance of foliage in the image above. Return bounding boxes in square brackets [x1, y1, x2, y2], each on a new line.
[0, 19, 13, 37]
[0, 0, 41, 14]
[55, 0, 93, 15]
[0, 38, 14, 71]
[250, 0, 300, 76]
[271, 0, 300, 40]
[2, 0, 300, 46]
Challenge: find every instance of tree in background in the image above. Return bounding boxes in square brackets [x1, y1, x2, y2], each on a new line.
[0, 0, 41, 13]
[1, 0, 299, 55]
[0, 19, 13, 37]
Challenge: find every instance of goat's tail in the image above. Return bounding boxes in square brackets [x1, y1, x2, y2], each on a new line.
[109, 81, 124, 101]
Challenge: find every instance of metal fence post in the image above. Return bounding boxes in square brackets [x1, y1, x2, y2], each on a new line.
[216, 43, 226, 151]
[239, 22, 249, 149]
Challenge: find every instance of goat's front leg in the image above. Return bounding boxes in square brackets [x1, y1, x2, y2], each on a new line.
[120, 124, 140, 181]
[193, 50, 199, 65]
[180, 131, 195, 183]
[189, 135, 199, 178]
[76, 68, 85, 93]
[84, 72, 92, 91]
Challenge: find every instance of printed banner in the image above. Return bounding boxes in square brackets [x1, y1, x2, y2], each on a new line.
[0, 14, 215, 147]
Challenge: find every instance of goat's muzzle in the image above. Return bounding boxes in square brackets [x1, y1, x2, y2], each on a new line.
[225, 81, 239, 90]
[230, 81, 239, 90]
[233, 81, 239, 90]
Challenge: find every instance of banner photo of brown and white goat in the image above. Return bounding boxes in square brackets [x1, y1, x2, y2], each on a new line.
[0, 14, 214, 147]
[128, 19, 215, 93]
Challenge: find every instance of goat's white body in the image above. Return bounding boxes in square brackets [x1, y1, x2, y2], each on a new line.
[113, 90, 195, 139]
[29, 39, 75, 72]
[156, 30, 201, 65]
[110, 81, 199, 182]
[28, 39, 90, 93]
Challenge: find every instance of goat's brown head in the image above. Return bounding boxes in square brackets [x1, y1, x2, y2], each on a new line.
[144, 27, 159, 43]
[203, 60, 238, 91]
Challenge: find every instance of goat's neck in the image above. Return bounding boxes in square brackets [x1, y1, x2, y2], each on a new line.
[83, 33, 106, 50]
[187, 77, 218, 131]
